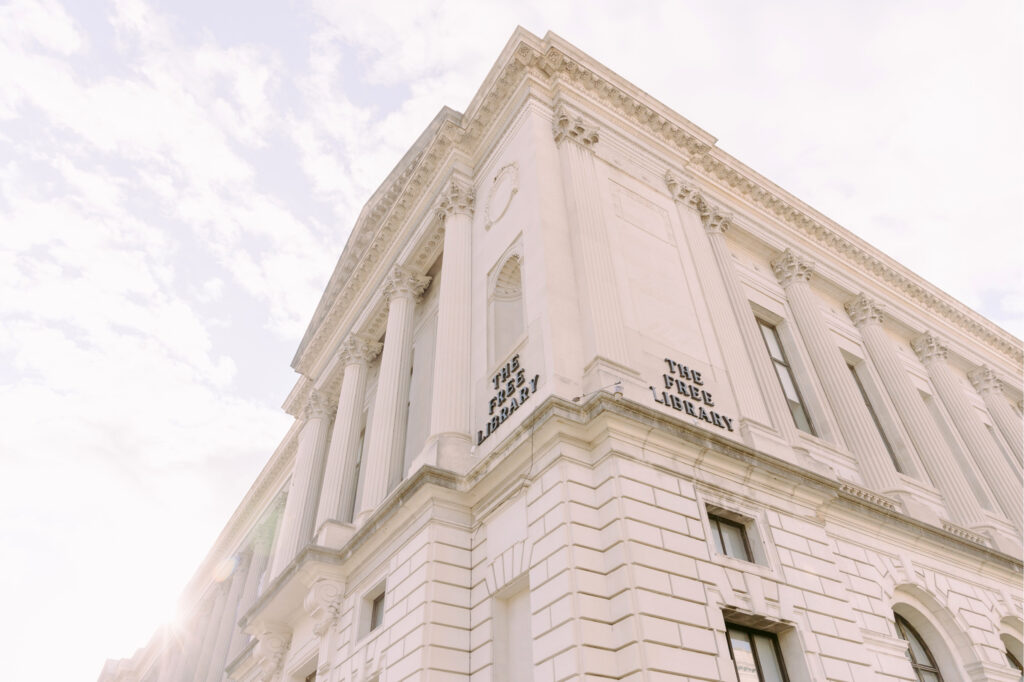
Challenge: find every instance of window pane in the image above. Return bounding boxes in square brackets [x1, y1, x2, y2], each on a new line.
[774, 363, 801, 402]
[727, 629, 761, 682]
[919, 672, 940, 682]
[788, 400, 814, 435]
[759, 322, 784, 361]
[720, 521, 751, 561]
[753, 633, 787, 682]
[370, 592, 385, 631]
[710, 518, 726, 555]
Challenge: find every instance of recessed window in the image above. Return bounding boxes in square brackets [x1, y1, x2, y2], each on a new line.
[726, 623, 790, 682]
[757, 319, 815, 436]
[369, 591, 386, 631]
[895, 613, 944, 682]
[848, 363, 902, 473]
[709, 513, 753, 562]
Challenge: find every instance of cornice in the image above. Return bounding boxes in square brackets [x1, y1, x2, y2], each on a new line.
[292, 26, 1021, 386]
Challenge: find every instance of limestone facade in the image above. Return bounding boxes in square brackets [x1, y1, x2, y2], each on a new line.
[98, 28, 1024, 682]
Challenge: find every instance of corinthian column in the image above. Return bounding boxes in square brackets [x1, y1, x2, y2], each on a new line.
[427, 177, 475, 463]
[771, 250, 901, 493]
[357, 265, 430, 523]
[912, 333, 1022, 529]
[315, 335, 382, 531]
[665, 172, 789, 442]
[226, 521, 275, 664]
[553, 103, 630, 386]
[968, 366, 1023, 463]
[846, 295, 988, 529]
[193, 582, 228, 682]
[270, 389, 333, 578]
[203, 551, 251, 682]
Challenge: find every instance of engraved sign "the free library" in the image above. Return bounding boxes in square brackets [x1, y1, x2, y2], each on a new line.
[650, 357, 735, 432]
[477, 354, 539, 445]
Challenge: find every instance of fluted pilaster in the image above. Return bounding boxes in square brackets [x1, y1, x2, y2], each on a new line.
[772, 250, 901, 493]
[429, 177, 475, 453]
[316, 335, 381, 529]
[270, 389, 333, 577]
[913, 333, 1022, 528]
[358, 265, 429, 522]
[226, 521, 275, 663]
[193, 582, 228, 682]
[968, 366, 1023, 462]
[553, 103, 630, 381]
[665, 171, 781, 439]
[202, 552, 250, 682]
[847, 294, 987, 528]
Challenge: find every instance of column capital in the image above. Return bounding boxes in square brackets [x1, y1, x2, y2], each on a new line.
[552, 104, 599, 149]
[435, 178, 475, 220]
[771, 249, 814, 287]
[845, 293, 884, 328]
[304, 579, 345, 637]
[384, 264, 430, 303]
[664, 170, 732, 234]
[303, 388, 333, 421]
[911, 332, 948, 364]
[968, 366, 1003, 395]
[338, 334, 382, 367]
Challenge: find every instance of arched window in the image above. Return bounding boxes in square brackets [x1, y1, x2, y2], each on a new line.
[895, 613, 944, 682]
[489, 252, 524, 364]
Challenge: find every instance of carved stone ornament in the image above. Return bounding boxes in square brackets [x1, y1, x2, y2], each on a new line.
[771, 249, 814, 287]
[967, 366, 1003, 395]
[551, 104, 599, 148]
[304, 579, 345, 637]
[845, 294, 884, 328]
[484, 162, 518, 230]
[339, 334, 382, 367]
[384, 264, 431, 303]
[435, 178, 475, 220]
[664, 170, 732, 233]
[911, 332, 948, 364]
[254, 624, 292, 682]
[303, 388, 333, 421]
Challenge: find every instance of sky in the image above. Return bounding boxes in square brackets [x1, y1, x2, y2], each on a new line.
[0, 0, 1020, 679]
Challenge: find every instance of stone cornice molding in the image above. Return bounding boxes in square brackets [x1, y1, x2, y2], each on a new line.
[845, 294, 884, 328]
[253, 623, 291, 682]
[771, 249, 814, 288]
[551, 103, 599, 149]
[435, 177, 475, 220]
[911, 332, 948, 364]
[292, 29, 1020, 377]
[338, 334, 382, 367]
[967, 366, 1003, 396]
[304, 579, 345, 637]
[384, 265, 430, 304]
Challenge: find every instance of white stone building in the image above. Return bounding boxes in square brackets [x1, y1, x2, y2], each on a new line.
[98, 28, 1024, 682]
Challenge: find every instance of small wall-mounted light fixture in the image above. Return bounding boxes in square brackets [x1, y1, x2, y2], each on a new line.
[572, 379, 624, 403]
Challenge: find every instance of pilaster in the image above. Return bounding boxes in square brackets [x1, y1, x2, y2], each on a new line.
[968, 365, 1023, 462]
[203, 551, 251, 682]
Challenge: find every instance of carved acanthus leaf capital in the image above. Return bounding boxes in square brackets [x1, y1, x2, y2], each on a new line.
[435, 178, 475, 220]
[968, 366, 1003, 395]
[384, 264, 430, 303]
[771, 249, 814, 287]
[911, 332, 948, 364]
[552, 104, 599, 149]
[845, 294, 884, 328]
[254, 623, 292, 682]
[303, 388, 333, 421]
[304, 579, 345, 637]
[339, 334, 382, 367]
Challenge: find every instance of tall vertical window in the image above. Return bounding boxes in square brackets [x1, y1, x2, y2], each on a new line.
[726, 623, 789, 682]
[848, 363, 902, 472]
[369, 591, 386, 631]
[709, 514, 753, 562]
[895, 614, 944, 682]
[490, 253, 525, 364]
[757, 319, 815, 435]
[346, 423, 366, 522]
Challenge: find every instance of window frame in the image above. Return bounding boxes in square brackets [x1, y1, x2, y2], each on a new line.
[847, 361, 902, 473]
[895, 613, 944, 682]
[756, 318, 816, 436]
[709, 513, 754, 563]
[725, 622, 791, 682]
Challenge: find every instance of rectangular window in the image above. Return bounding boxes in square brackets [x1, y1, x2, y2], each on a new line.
[757, 319, 815, 435]
[369, 591, 386, 631]
[726, 623, 790, 682]
[848, 363, 902, 473]
[709, 514, 753, 562]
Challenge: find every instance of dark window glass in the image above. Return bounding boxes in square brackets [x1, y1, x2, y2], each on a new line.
[1006, 649, 1022, 675]
[757, 320, 815, 436]
[895, 614, 944, 682]
[848, 363, 902, 472]
[370, 591, 386, 631]
[710, 514, 753, 562]
[726, 623, 789, 682]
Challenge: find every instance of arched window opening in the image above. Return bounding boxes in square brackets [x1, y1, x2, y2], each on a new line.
[895, 613, 944, 682]
[490, 253, 524, 364]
